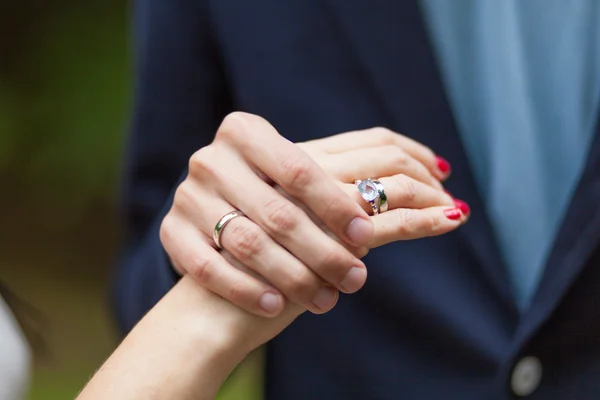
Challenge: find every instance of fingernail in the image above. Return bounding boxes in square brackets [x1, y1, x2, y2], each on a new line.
[346, 217, 373, 246]
[454, 199, 470, 215]
[444, 208, 462, 220]
[312, 287, 338, 311]
[436, 156, 452, 175]
[340, 267, 367, 293]
[259, 292, 282, 315]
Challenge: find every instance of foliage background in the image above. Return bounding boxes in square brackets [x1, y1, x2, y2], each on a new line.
[1, 1, 258, 398]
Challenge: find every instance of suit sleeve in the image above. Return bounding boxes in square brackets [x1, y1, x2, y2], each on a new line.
[112, 0, 232, 334]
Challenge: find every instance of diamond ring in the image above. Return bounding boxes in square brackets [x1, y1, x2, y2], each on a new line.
[355, 178, 388, 215]
[213, 210, 246, 249]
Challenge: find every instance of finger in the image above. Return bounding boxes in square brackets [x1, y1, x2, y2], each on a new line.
[216, 112, 373, 247]
[186, 147, 368, 296]
[175, 182, 340, 314]
[369, 205, 468, 248]
[221, 249, 306, 314]
[322, 145, 443, 189]
[160, 213, 285, 317]
[341, 174, 455, 214]
[394, 137, 451, 181]
[219, 216, 340, 314]
[304, 127, 450, 180]
[272, 184, 370, 259]
[206, 158, 368, 295]
[219, 251, 309, 332]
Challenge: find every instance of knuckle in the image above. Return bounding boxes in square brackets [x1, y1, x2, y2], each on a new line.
[370, 127, 396, 145]
[263, 199, 299, 233]
[371, 126, 393, 144]
[429, 213, 443, 232]
[159, 214, 176, 246]
[279, 156, 314, 188]
[173, 181, 196, 209]
[188, 146, 217, 176]
[395, 208, 416, 235]
[396, 174, 418, 202]
[218, 112, 273, 144]
[188, 255, 214, 283]
[217, 112, 253, 142]
[228, 222, 264, 260]
[390, 148, 410, 166]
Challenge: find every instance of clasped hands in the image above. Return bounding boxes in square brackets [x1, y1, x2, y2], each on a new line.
[76, 113, 470, 400]
[161, 112, 469, 322]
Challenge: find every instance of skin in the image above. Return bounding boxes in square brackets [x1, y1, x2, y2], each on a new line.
[77, 275, 300, 400]
[78, 114, 469, 399]
[79, 222, 467, 399]
[160, 112, 466, 317]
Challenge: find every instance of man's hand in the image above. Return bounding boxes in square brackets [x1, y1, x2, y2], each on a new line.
[161, 112, 373, 318]
[160, 113, 466, 318]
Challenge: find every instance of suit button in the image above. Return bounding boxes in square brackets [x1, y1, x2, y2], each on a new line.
[511, 356, 542, 396]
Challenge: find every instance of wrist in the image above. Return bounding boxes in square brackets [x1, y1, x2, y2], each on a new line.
[172, 275, 303, 357]
[167, 276, 252, 360]
[79, 276, 250, 400]
[117, 276, 251, 399]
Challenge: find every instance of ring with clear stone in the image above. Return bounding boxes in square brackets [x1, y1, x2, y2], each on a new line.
[355, 178, 388, 215]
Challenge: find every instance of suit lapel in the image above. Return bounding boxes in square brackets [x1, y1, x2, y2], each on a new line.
[517, 121, 600, 340]
[325, 0, 517, 312]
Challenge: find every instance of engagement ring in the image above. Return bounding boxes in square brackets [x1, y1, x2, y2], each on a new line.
[355, 178, 388, 215]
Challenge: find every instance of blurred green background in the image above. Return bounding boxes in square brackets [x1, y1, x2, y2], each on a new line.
[1, 1, 258, 398]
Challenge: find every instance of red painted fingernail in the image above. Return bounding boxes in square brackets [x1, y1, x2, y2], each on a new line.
[436, 156, 452, 174]
[453, 199, 470, 215]
[444, 208, 462, 220]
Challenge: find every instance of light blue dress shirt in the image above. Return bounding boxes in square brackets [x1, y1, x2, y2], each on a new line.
[421, 0, 600, 309]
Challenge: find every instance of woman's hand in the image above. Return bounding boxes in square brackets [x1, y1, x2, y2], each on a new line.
[160, 113, 464, 318]
[297, 128, 465, 248]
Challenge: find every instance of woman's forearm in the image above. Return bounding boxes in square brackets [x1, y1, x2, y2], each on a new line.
[78, 275, 301, 400]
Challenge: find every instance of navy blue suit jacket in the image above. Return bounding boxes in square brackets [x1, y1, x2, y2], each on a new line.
[114, 1, 600, 398]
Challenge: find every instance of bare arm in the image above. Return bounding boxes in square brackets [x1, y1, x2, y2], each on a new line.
[79, 274, 302, 400]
